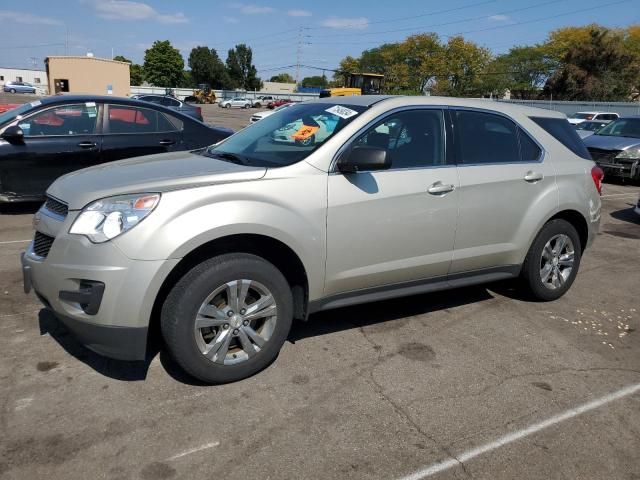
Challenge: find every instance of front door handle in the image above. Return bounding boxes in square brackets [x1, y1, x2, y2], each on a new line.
[524, 171, 544, 183]
[77, 141, 97, 148]
[427, 182, 455, 195]
[159, 139, 176, 146]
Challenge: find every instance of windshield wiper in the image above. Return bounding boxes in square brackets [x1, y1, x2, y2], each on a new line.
[204, 150, 249, 165]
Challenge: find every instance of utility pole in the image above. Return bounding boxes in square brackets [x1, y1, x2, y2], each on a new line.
[295, 27, 310, 86]
[65, 25, 69, 55]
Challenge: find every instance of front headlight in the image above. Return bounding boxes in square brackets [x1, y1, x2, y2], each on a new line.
[69, 193, 160, 243]
[616, 147, 640, 160]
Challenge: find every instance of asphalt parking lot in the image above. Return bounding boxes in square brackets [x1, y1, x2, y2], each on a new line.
[1, 101, 640, 479]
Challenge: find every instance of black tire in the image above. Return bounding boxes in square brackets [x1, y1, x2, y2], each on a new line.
[254, 102, 261, 108]
[9, 89, 16, 94]
[161, 253, 293, 384]
[225, 103, 231, 109]
[521, 219, 582, 301]
[244, 104, 250, 109]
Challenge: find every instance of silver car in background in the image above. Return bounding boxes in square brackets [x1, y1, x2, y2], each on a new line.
[583, 116, 640, 181]
[22, 96, 603, 384]
[575, 120, 609, 139]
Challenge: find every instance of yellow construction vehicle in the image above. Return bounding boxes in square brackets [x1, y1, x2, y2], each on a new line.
[187, 83, 217, 104]
[319, 73, 384, 98]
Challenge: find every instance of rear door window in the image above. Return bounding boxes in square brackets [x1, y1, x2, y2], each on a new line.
[454, 110, 519, 164]
[107, 105, 180, 133]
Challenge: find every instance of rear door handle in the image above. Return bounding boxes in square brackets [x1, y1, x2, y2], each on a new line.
[523, 171, 544, 183]
[159, 139, 176, 146]
[77, 141, 97, 148]
[427, 182, 455, 195]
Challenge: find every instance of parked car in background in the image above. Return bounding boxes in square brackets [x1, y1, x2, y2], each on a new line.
[3, 81, 37, 94]
[583, 116, 640, 181]
[635, 194, 640, 216]
[219, 97, 252, 109]
[130, 94, 203, 121]
[252, 96, 274, 108]
[23, 96, 602, 383]
[0, 95, 233, 202]
[267, 99, 293, 109]
[567, 111, 619, 125]
[0, 104, 20, 114]
[575, 120, 609, 139]
[248, 103, 293, 125]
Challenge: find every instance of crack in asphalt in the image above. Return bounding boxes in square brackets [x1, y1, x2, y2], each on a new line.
[356, 324, 472, 478]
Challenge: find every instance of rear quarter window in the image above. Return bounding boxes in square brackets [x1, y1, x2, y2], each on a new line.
[530, 117, 592, 160]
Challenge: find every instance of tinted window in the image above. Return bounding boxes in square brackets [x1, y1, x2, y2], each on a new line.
[353, 109, 445, 168]
[162, 97, 180, 107]
[18, 104, 98, 137]
[139, 96, 163, 104]
[518, 128, 542, 161]
[455, 110, 520, 164]
[530, 117, 592, 159]
[108, 106, 167, 134]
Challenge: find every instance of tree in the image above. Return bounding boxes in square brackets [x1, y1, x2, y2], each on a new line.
[225, 44, 262, 90]
[435, 36, 492, 97]
[300, 75, 328, 88]
[484, 45, 555, 99]
[544, 27, 640, 100]
[188, 46, 228, 89]
[334, 55, 360, 84]
[269, 73, 295, 83]
[143, 40, 184, 87]
[113, 55, 145, 85]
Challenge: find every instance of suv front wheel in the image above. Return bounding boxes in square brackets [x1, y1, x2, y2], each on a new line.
[521, 219, 582, 301]
[161, 253, 293, 383]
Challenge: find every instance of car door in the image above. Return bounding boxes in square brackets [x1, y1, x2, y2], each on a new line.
[100, 104, 182, 162]
[449, 108, 555, 274]
[0, 102, 102, 197]
[325, 108, 459, 296]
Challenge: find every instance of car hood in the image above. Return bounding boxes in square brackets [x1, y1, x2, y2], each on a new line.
[47, 150, 267, 210]
[583, 135, 640, 151]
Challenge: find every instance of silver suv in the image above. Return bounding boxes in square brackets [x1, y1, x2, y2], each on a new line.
[22, 96, 603, 383]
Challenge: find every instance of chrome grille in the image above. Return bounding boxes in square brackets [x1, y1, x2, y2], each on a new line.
[33, 231, 54, 258]
[44, 196, 68, 217]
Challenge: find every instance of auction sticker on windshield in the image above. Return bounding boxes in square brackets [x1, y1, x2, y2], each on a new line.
[325, 105, 359, 119]
[291, 125, 319, 141]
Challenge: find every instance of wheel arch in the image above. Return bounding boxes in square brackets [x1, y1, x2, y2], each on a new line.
[149, 233, 310, 343]
[547, 209, 589, 252]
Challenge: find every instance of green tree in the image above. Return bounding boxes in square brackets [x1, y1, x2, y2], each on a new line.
[300, 75, 328, 88]
[334, 55, 360, 84]
[188, 46, 228, 89]
[143, 40, 184, 87]
[544, 27, 639, 100]
[484, 45, 555, 99]
[225, 44, 262, 90]
[269, 73, 295, 83]
[113, 55, 145, 85]
[435, 36, 492, 96]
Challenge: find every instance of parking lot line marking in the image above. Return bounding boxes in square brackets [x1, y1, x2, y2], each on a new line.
[167, 441, 220, 461]
[601, 193, 639, 198]
[0, 239, 31, 245]
[397, 382, 640, 480]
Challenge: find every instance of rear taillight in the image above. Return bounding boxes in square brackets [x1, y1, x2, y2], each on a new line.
[591, 165, 604, 195]
[195, 106, 202, 118]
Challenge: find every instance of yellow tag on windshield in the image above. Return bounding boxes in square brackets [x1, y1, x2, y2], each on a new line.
[291, 125, 319, 141]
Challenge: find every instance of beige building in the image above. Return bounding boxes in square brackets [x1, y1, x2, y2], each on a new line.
[45, 56, 130, 96]
[261, 81, 297, 94]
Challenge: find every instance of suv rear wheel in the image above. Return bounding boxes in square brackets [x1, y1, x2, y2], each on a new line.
[521, 219, 582, 301]
[161, 253, 293, 383]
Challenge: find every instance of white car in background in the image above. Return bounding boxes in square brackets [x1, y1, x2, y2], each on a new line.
[252, 96, 274, 108]
[219, 97, 252, 109]
[248, 103, 293, 125]
[568, 111, 619, 125]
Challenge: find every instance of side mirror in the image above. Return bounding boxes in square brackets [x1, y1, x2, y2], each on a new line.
[338, 146, 391, 173]
[1, 125, 25, 143]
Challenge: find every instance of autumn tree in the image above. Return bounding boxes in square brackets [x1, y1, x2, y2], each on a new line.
[269, 73, 295, 83]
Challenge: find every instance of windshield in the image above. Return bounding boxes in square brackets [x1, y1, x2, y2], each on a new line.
[0, 103, 34, 126]
[569, 113, 594, 120]
[576, 121, 606, 132]
[595, 118, 640, 139]
[202, 102, 367, 167]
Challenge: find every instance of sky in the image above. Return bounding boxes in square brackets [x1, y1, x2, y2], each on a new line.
[0, 0, 638, 82]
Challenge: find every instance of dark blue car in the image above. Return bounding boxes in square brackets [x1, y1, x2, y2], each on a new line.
[0, 95, 234, 202]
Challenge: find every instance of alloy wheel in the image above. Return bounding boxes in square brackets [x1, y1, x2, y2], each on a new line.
[539, 233, 575, 290]
[193, 279, 277, 365]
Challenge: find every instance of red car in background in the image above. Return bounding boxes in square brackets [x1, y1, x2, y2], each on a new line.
[267, 99, 294, 109]
[0, 104, 20, 114]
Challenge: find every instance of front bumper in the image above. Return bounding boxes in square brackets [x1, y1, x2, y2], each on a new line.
[596, 159, 640, 180]
[22, 230, 179, 361]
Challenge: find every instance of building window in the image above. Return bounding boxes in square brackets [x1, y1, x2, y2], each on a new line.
[34, 77, 41, 84]
[16, 76, 23, 82]
[0, 76, 4, 81]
